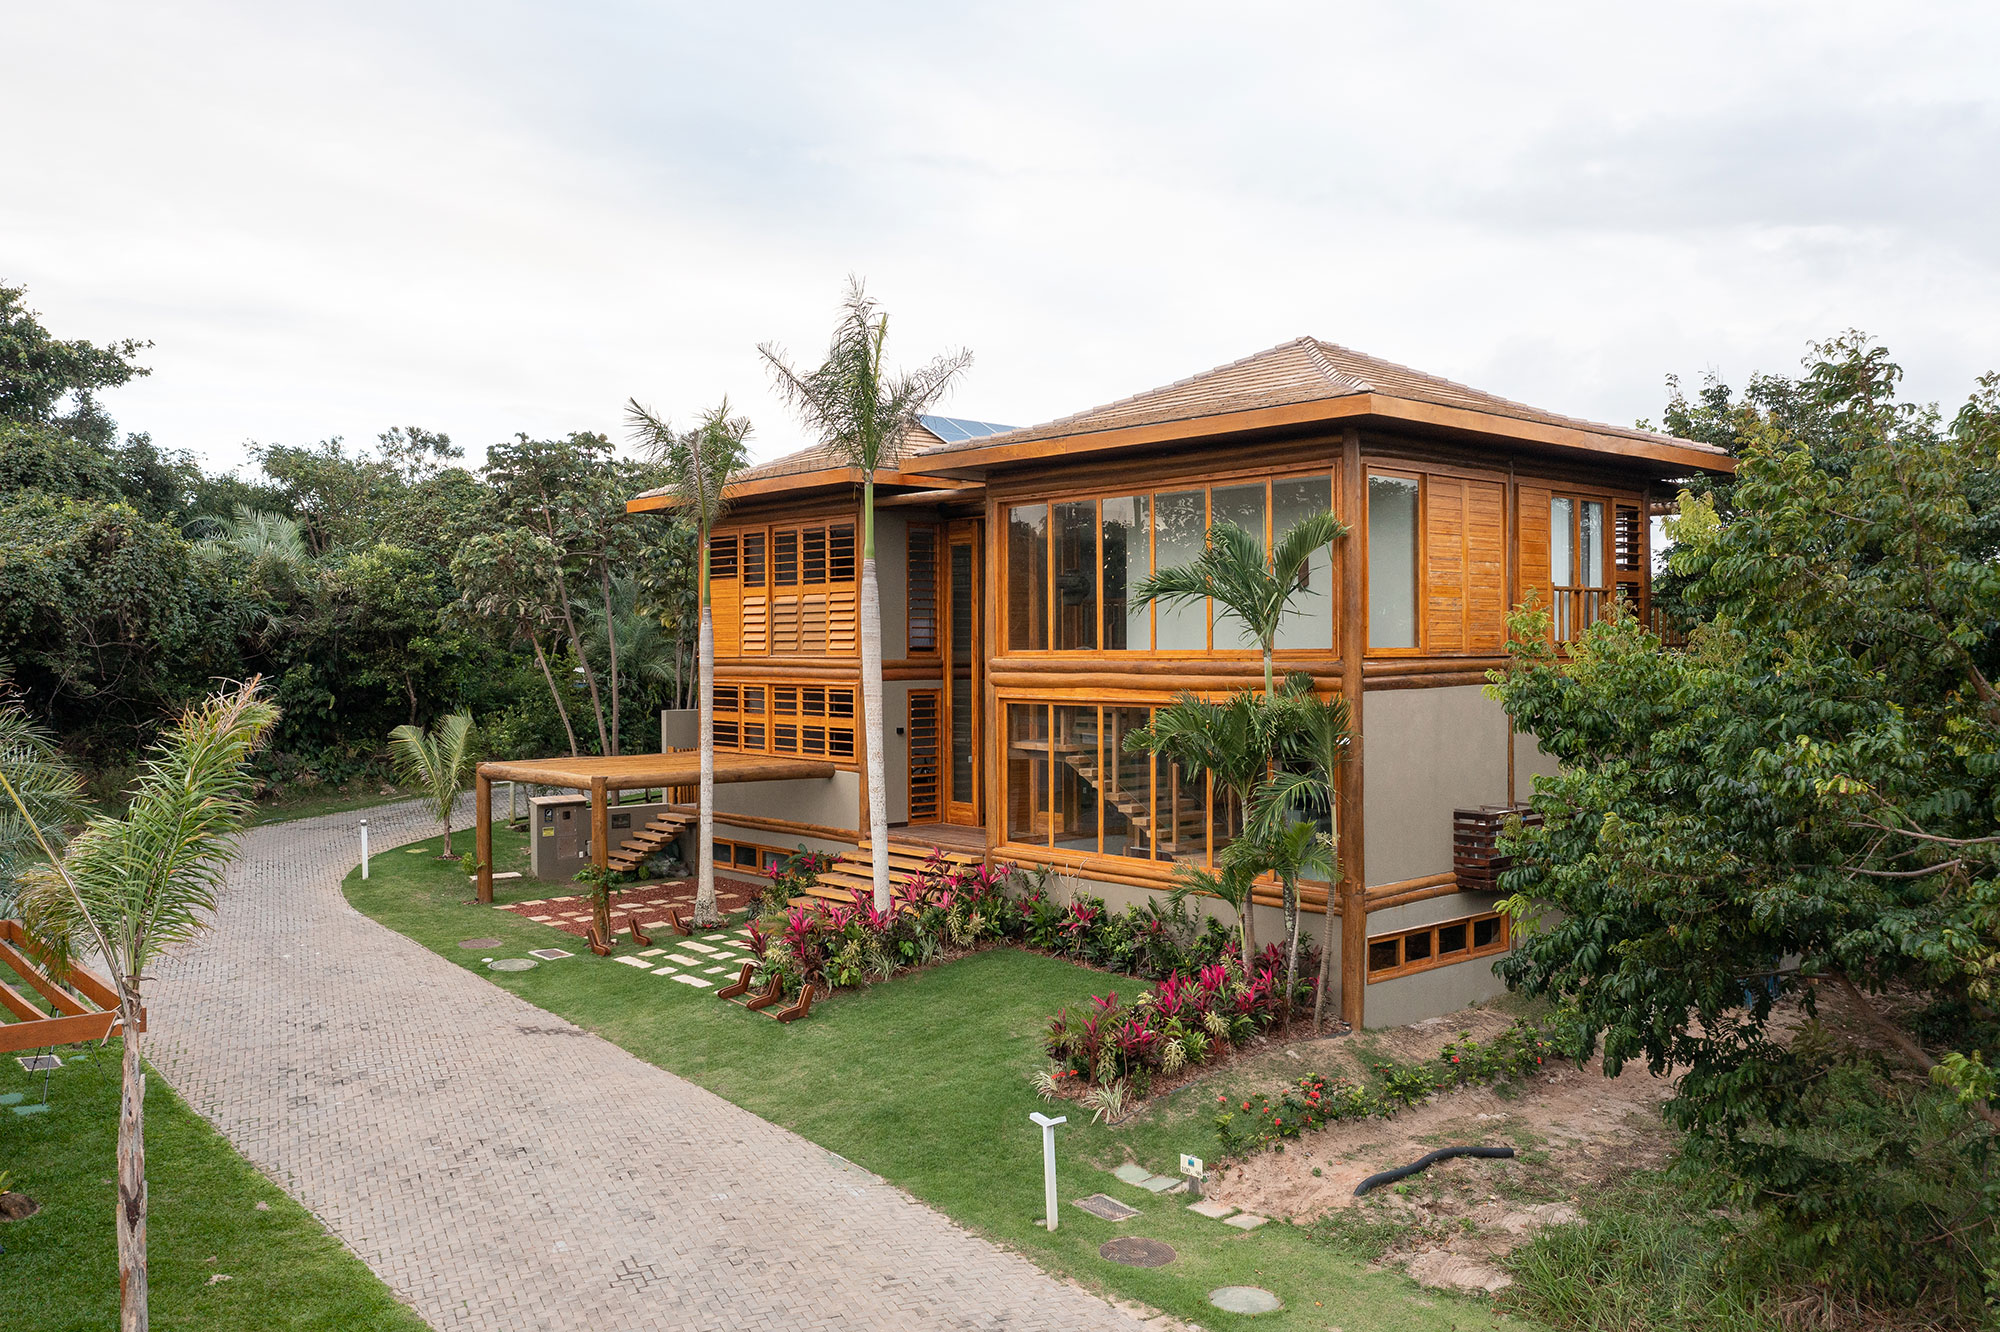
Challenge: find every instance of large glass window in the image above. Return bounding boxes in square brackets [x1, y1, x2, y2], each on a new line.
[1006, 704, 1049, 843]
[1211, 483, 1267, 650]
[1102, 496, 1149, 650]
[1551, 497, 1575, 585]
[1100, 706, 1152, 856]
[1052, 705, 1100, 853]
[1580, 501, 1606, 588]
[1007, 505, 1048, 651]
[1154, 490, 1208, 650]
[1053, 501, 1098, 651]
[1368, 474, 1420, 650]
[1273, 476, 1335, 650]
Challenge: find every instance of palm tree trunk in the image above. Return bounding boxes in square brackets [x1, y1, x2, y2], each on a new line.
[529, 629, 580, 757]
[601, 566, 622, 757]
[695, 606, 718, 925]
[1315, 819, 1341, 1030]
[859, 485, 889, 913]
[1238, 890, 1257, 972]
[1282, 877, 1301, 1023]
[117, 994, 149, 1332]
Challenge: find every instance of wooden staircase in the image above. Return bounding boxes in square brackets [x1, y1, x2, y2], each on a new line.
[1058, 750, 1220, 864]
[604, 807, 697, 874]
[788, 840, 984, 909]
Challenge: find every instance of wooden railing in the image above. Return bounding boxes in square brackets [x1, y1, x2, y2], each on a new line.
[1550, 586, 1689, 648]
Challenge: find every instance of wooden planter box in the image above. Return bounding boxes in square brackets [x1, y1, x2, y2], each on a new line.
[1452, 804, 1544, 893]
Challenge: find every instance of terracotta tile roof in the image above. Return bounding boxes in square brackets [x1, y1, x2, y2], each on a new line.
[913, 337, 1725, 458]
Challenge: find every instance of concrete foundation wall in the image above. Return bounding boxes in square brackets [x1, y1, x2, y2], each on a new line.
[1363, 685, 1512, 886]
[711, 771, 861, 834]
[1362, 954, 1511, 1029]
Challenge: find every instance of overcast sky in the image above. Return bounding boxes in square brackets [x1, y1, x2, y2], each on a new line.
[7, 2, 1998, 474]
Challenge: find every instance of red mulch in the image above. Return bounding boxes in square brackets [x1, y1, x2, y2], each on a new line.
[497, 877, 767, 938]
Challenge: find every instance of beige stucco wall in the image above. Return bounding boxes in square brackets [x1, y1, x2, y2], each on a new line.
[1362, 685, 1512, 886]
[712, 771, 860, 833]
[1362, 953, 1511, 1029]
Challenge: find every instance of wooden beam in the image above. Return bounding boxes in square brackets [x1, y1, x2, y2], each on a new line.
[475, 772, 493, 904]
[1338, 426, 1368, 1030]
[590, 776, 610, 871]
[0, 939, 88, 1015]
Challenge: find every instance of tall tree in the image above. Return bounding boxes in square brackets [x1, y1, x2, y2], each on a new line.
[453, 529, 583, 756]
[9, 680, 279, 1332]
[759, 278, 971, 911]
[626, 401, 752, 928]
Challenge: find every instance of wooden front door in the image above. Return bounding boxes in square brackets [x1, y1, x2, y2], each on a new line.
[943, 522, 983, 825]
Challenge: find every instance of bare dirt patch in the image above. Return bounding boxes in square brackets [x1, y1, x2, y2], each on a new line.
[1203, 1006, 1679, 1295]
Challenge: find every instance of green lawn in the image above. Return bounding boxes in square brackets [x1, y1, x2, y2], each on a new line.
[0, 1047, 428, 1332]
[347, 825, 1527, 1331]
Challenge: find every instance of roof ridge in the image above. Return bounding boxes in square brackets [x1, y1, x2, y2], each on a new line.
[1301, 338, 1373, 393]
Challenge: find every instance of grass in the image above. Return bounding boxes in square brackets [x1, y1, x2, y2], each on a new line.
[346, 825, 1530, 1331]
[0, 1047, 429, 1332]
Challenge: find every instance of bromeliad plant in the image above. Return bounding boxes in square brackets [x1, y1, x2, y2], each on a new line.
[759, 845, 837, 915]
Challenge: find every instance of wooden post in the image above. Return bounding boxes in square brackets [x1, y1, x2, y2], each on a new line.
[475, 771, 493, 904]
[591, 776, 610, 871]
[1338, 428, 1368, 1031]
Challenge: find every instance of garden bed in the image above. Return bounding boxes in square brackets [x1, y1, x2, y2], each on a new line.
[495, 875, 765, 938]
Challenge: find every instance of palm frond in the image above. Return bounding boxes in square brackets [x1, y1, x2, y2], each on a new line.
[389, 711, 475, 829]
[0, 703, 88, 915]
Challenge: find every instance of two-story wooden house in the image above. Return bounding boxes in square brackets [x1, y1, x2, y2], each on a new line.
[626, 337, 1732, 1028]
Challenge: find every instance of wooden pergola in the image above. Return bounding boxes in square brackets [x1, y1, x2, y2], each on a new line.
[473, 752, 837, 902]
[0, 919, 138, 1053]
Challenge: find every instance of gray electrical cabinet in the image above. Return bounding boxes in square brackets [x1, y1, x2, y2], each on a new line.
[527, 793, 688, 883]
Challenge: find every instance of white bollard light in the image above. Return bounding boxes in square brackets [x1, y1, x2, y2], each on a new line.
[360, 818, 370, 879]
[1030, 1111, 1066, 1231]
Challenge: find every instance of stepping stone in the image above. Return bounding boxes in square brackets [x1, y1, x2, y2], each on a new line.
[1073, 1194, 1140, 1222]
[11, 1103, 51, 1117]
[518, 899, 545, 906]
[458, 937, 504, 949]
[528, 915, 554, 922]
[488, 958, 536, 972]
[1224, 1213, 1269, 1230]
[665, 955, 697, 966]
[638, 948, 664, 957]
[1099, 1237, 1176, 1268]
[1140, 1175, 1180, 1193]
[670, 974, 712, 988]
[1187, 1198, 1238, 1219]
[1209, 1286, 1281, 1314]
[680, 942, 717, 954]
[651, 967, 679, 976]
[615, 956, 653, 969]
[1111, 1164, 1155, 1187]
[703, 966, 728, 975]
[527, 948, 572, 961]
[702, 934, 729, 941]
[0, 1093, 22, 1106]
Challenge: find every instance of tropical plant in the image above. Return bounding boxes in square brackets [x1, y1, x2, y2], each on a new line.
[386, 710, 476, 857]
[0, 697, 88, 917]
[1134, 510, 1346, 696]
[759, 278, 972, 912]
[626, 400, 753, 927]
[453, 527, 582, 756]
[8, 679, 278, 1332]
[1166, 856, 1261, 968]
[1254, 674, 1351, 1025]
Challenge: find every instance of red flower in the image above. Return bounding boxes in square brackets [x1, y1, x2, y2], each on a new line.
[1241, 1101, 1251, 1111]
[1274, 1118, 1282, 1126]
[1451, 1055, 1460, 1063]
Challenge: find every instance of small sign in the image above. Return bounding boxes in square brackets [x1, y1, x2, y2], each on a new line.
[1180, 1154, 1203, 1178]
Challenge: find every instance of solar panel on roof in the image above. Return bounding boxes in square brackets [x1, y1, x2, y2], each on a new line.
[918, 414, 1017, 442]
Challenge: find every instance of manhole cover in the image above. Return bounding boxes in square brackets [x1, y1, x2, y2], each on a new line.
[459, 938, 504, 949]
[1209, 1286, 1282, 1314]
[1099, 1237, 1176, 1267]
[1074, 1194, 1141, 1222]
[488, 958, 537, 972]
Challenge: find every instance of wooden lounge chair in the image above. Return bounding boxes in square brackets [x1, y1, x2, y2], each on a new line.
[770, 983, 815, 1023]
[741, 976, 785, 1011]
[585, 923, 613, 957]
[625, 913, 654, 947]
[666, 908, 694, 938]
[715, 960, 757, 999]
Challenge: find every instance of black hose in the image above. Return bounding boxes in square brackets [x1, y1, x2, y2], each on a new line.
[1352, 1145, 1516, 1196]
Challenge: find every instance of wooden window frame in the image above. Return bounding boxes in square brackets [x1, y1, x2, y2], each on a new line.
[1363, 467, 1427, 658]
[710, 676, 858, 766]
[1365, 911, 1510, 983]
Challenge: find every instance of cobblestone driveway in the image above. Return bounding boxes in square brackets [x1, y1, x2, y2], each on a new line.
[148, 797, 1143, 1332]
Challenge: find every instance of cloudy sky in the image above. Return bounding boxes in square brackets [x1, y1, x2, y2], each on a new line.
[7, 2, 1998, 473]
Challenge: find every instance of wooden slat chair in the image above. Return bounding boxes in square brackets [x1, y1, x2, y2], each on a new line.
[715, 961, 757, 999]
[769, 984, 815, 1023]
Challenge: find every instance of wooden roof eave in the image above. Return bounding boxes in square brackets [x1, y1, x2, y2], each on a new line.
[625, 467, 983, 515]
[910, 393, 1735, 481]
[476, 752, 838, 791]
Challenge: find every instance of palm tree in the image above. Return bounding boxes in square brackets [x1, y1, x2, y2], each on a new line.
[388, 711, 477, 858]
[9, 680, 279, 1332]
[759, 278, 972, 912]
[0, 699, 88, 918]
[1251, 673, 1351, 1027]
[1165, 856, 1260, 969]
[1134, 510, 1347, 696]
[626, 400, 753, 928]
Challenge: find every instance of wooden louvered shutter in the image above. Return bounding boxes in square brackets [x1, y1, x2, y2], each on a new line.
[1465, 481, 1507, 653]
[741, 532, 768, 655]
[800, 593, 828, 654]
[1424, 477, 1467, 654]
[709, 535, 740, 657]
[907, 526, 939, 653]
[1517, 485, 1553, 625]
[907, 690, 941, 822]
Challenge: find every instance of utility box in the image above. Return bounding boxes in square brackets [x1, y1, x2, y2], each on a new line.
[528, 792, 690, 883]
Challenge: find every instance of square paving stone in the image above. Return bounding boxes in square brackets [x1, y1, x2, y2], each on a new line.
[1186, 1199, 1237, 1219]
[680, 941, 717, 953]
[527, 948, 572, 961]
[615, 956, 653, 969]
[670, 974, 712, 988]
[651, 967, 679, 976]
[1111, 1164, 1154, 1187]
[703, 966, 728, 974]
[1223, 1213, 1269, 1230]
[702, 933, 729, 941]
[1137, 1175, 1179, 1193]
[665, 954, 697, 965]
[1073, 1194, 1141, 1221]
[638, 948, 663, 957]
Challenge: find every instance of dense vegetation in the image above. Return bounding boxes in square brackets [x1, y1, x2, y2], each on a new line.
[1494, 336, 2000, 1324]
[0, 283, 700, 795]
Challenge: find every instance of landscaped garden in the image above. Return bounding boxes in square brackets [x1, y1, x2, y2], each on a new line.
[345, 824, 1537, 1330]
[0, 1042, 428, 1332]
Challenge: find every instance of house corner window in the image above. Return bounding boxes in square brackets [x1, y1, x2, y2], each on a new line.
[1368, 474, 1419, 650]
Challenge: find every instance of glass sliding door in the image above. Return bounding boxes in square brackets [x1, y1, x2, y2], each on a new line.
[1368, 474, 1420, 649]
[1102, 495, 1150, 650]
[1006, 704, 1049, 845]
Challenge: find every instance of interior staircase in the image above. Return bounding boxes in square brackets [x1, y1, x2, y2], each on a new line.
[604, 807, 697, 874]
[789, 839, 984, 910]
[1057, 750, 1219, 864]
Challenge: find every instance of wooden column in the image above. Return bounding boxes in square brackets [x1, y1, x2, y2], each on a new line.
[590, 776, 610, 870]
[1338, 428, 1368, 1031]
[475, 771, 493, 903]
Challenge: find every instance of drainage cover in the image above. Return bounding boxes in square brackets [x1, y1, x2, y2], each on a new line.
[1074, 1194, 1141, 1222]
[459, 937, 504, 949]
[488, 958, 537, 972]
[1099, 1237, 1176, 1267]
[15, 1055, 61, 1073]
[1209, 1286, 1282, 1315]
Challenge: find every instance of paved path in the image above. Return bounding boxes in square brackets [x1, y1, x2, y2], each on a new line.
[149, 798, 1144, 1332]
